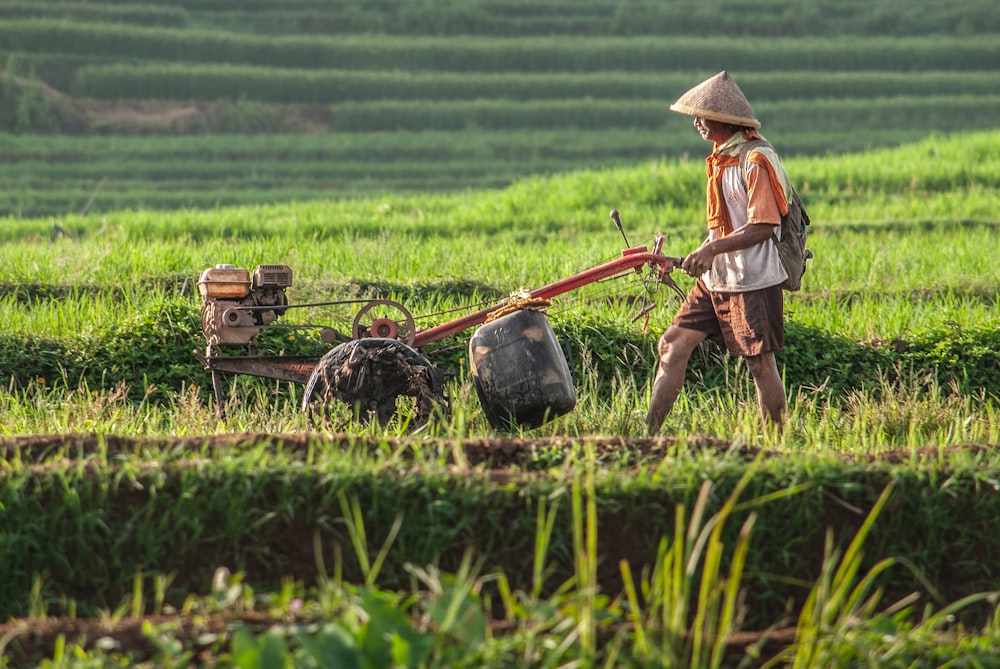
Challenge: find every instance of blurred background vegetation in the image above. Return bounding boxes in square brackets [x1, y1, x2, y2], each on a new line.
[0, 0, 998, 217]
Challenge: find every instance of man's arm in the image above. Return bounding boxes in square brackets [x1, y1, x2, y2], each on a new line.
[682, 223, 777, 276]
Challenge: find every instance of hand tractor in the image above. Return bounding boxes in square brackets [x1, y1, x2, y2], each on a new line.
[195, 210, 684, 430]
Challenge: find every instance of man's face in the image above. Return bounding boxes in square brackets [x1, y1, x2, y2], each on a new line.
[693, 117, 733, 143]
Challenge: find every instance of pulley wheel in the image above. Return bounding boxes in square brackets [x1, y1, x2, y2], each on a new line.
[351, 299, 416, 346]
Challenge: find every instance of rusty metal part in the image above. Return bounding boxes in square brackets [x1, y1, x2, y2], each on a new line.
[199, 264, 291, 347]
[351, 299, 416, 346]
[201, 299, 260, 346]
[195, 351, 319, 386]
[301, 338, 447, 426]
[194, 349, 324, 420]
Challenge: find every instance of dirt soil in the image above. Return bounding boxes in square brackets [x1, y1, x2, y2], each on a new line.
[0, 433, 992, 665]
[2, 73, 327, 134]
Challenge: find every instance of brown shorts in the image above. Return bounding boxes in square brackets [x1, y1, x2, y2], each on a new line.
[672, 279, 784, 357]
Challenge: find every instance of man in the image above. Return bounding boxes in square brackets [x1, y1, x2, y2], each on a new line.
[646, 71, 793, 434]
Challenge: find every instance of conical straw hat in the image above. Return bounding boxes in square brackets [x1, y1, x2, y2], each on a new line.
[669, 71, 760, 129]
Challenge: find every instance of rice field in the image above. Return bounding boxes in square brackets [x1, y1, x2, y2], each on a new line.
[1, 127, 999, 664]
[2, 0, 999, 217]
[2, 0, 1000, 665]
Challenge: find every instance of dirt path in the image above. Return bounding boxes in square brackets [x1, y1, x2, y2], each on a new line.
[2, 73, 330, 134]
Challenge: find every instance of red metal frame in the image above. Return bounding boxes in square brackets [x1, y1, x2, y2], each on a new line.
[411, 245, 681, 347]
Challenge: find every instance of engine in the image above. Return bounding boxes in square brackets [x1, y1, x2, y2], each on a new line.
[198, 264, 293, 348]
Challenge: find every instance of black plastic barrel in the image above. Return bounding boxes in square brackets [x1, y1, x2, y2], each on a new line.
[468, 309, 576, 431]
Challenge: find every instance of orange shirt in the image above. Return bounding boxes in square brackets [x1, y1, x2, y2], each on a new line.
[705, 131, 786, 236]
[745, 153, 783, 228]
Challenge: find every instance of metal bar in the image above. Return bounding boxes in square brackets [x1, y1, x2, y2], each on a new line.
[411, 247, 680, 348]
[236, 299, 368, 312]
[195, 351, 321, 385]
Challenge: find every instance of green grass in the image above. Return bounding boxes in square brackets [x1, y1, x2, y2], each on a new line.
[66, 65, 1000, 103]
[1, 131, 997, 442]
[7, 0, 993, 38]
[2, 0, 999, 217]
[1, 4, 999, 663]
[0, 127, 974, 218]
[6, 22, 999, 73]
[2, 434, 1000, 665]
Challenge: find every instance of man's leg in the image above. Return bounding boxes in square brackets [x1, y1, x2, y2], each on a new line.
[645, 325, 707, 434]
[744, 352, 786, 425]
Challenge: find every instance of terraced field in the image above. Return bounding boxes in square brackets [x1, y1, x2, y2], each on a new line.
[2, 0, 1000, 666]
[1, 0, 999, 216]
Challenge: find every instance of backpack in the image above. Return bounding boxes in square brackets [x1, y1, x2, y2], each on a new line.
[738, 139, 812, 291]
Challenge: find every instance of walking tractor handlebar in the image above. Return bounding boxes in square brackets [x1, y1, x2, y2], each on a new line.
[194, 208, 686, 428]
[412, 232, 683, 347]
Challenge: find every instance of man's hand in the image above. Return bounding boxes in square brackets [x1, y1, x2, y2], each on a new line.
[681, 223, 778, 276]
[681, 243, 714, 276]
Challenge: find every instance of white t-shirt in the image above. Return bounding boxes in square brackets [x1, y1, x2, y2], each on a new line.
[702, 155, 788, 293]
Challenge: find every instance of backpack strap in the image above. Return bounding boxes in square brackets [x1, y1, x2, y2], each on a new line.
[735, 137, 786, 242]
[738, 137, 799, 215]
[736, 138, 771, 191]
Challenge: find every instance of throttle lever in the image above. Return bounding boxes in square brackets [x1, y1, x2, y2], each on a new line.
[609, 209, 630, 248]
